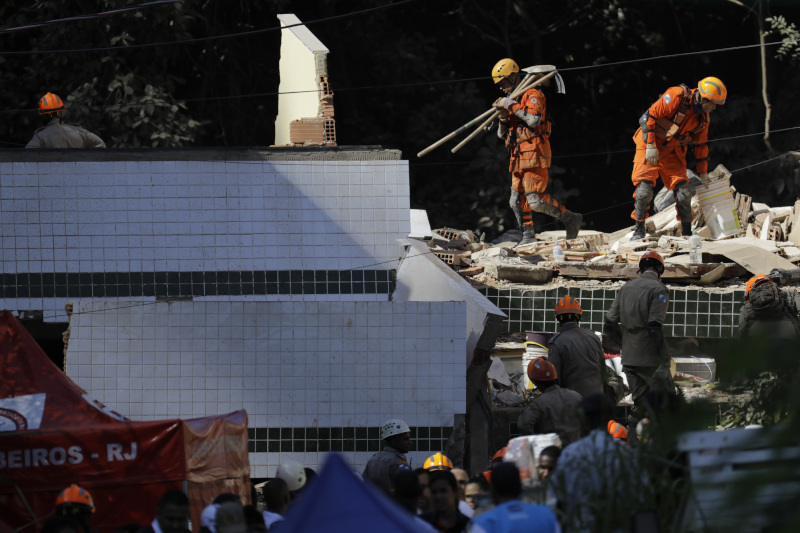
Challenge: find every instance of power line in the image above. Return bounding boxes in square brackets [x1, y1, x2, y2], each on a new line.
[0, 0, 422, 55]
[0, 0, 181, 34]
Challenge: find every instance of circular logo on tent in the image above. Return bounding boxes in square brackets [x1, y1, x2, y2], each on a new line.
[0, 407, 28, 431]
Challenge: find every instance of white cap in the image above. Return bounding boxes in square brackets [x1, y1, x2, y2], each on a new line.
[276, 460, 307, 491]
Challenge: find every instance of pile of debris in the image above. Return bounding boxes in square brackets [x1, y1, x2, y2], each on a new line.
[425, 165, 800, 286]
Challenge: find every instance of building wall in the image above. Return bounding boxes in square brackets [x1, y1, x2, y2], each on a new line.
[66, 299, 467, 477]
[480, 285, 744, 338]
[0, 152, 408, 322]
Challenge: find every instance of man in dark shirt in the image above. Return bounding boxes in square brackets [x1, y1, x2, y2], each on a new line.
[517, 358, 582, 446]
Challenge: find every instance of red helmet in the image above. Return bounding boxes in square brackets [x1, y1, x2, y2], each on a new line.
[527, 357, 557, 382]
[607, 420, 628, 441]
[745, 274, 771, 297]
[554, 295, 582, 318]
[55, 484, 95, 514]
[639, 251, 665, 275]
[38, 92, 65, 116]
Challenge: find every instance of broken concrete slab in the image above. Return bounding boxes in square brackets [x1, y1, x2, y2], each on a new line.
[703, 239, 797, 274]
[472, 247, 510, 261]
[478, 257, 554, 284]
[556, 261, 746, 280]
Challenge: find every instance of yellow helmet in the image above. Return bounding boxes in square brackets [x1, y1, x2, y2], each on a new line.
[697, 77, 727, 105]
[491, 58, 520, 84]
[423, 452, 453, 471]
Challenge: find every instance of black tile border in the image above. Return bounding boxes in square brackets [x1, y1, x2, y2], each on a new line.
[0, 270, 396, 298]
[246, 426, 453, 454]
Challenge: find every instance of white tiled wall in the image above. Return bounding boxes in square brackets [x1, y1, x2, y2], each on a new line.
[0, 158, 410, 320]
[66, 299, 467, 476]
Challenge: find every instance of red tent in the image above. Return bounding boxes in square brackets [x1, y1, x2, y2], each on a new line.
[0, 311, 250, 532]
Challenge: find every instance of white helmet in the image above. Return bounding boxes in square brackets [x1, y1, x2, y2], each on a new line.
[276, 460, 306, 491]
[380, 418, 410, 441]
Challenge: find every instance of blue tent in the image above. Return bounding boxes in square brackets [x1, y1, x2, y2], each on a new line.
[280, 453, 427, 532]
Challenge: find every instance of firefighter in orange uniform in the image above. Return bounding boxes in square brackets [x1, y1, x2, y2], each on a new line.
[630, 77, 727, 240]
[492, 59, 582, 247]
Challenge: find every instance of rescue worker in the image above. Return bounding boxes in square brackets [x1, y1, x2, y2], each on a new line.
[517, 358, 582, 446]
[481, 447, 507, 484]
[492, 58, 582, 246]
[602, 251, 675, 424]
[26, 92, 106, 149]
[362, 418, 412, 489]
[275, 460, 307, 503]
[547, 295, 606, 399]
[54, 484, 95, 533]
[630, 77, 726, 240]
[738, 274, 800, 338]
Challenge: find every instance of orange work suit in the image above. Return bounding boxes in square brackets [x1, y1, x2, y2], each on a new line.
[502, 87, 565, 227]
[631, 86, 710, 221]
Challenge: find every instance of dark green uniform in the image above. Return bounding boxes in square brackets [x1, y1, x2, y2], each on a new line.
[738, 283, 800, 339]
[517, 385, 582, 446]
[26, 118, 106, 149]
[603, 271, 673, 417]
[548, 322, 604, 399]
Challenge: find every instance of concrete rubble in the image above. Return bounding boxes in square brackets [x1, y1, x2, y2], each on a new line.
[426, 165, 800, 287]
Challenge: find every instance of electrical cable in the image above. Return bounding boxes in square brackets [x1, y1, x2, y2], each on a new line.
[0, 0, 180, 34]
[0, 0, 422, 55]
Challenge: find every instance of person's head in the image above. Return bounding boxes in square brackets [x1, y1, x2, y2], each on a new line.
[37, 92, 65, 122]
[638, 251, 665, 277]
[41, 516, 87, 533]
[537, 446, 562, 481]
[155, 489, 190, 533]
[554, 295, 582, 325]
[423, 452, 453, 472]
[414, 468, 432, 513]
[55, 484, 95, 531]
[745, 274, 774, 301]
[276, 460, 306, 500]
[214, 501, 247, 533]
[528, 358, 558, 390]
[451, 468, 468, 500]
[391, 469, 422, 514]
[578, 393, 616, 433]
[242, 504, 267, 532]
[695, 76, 727, 114]
[262, 478, 290, 515]
[491, 58, 522, 95]
[213, 493, 241, 505]
[200, 503, 220, 533]
[490, 462, 522, 504]
[464, 476, 489, 510]
[380, 418, 412, 454]
[428, 470, 459, 516]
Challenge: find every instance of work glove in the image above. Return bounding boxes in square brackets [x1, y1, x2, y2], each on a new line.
[699, 172, 709, 184]
[493, 97, 517, 119]
[645, 143, 658, 165]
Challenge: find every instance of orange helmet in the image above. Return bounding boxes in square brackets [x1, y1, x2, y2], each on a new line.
[745, 274, 772, 297]
[554, 295, 582, 318]
[607, 420, 628, 441]
[492, 447, 507, 464]
[55, 484, 95, 514]
[38, 92, 65, 116]
[527, 357, 557, 382]
[424, 452, 453, 471]
[697, 77, 727, 105]
[639, 251, 664, 275]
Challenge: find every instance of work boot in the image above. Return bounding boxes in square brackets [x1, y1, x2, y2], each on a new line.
[681, 221, 692, 237]
[516, 227, 537, 247]
[561, 210, 583, 240]
[631, 221, 646, 241]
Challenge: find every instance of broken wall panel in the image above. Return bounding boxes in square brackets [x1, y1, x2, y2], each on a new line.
[65, 300, 467, 477]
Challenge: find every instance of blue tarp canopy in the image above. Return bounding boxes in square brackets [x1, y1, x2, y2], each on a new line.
[281, 453, 425, 532]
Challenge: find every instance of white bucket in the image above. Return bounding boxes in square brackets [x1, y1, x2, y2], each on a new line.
[522, 342, 549, 390]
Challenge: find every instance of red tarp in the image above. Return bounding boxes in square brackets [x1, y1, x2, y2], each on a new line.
[0, 311, 250, 532]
